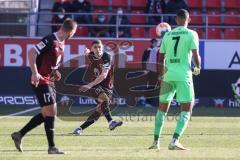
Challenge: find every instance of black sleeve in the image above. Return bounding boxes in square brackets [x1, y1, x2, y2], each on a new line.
[34, 35, 52, 55]
[102, 52, 111, 69]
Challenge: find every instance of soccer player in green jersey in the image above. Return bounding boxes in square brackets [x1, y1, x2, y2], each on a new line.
[149, 9, 201, 150]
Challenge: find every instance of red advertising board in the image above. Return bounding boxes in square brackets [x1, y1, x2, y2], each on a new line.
[0, 38, 151, 67]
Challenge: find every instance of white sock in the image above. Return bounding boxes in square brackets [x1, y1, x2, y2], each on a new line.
[171, 138, 179, 144]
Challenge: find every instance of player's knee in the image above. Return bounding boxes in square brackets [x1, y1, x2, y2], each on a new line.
[41, 104, 57, 117]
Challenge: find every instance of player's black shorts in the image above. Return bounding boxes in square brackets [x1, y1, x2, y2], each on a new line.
[32, 84, 56, 107]
[93, 85, 112, 98]
[80, 85, 112, 102]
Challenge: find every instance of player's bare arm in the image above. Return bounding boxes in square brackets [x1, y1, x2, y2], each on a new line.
[28, 47, 43, 87]
[192, 49, 201, 75]
[79, 67, 110, 92]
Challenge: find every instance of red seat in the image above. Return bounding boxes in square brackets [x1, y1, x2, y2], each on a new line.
[131, 27, 145, 37]
[190, 10, 203, 24]
[224, 11, 240, 25]
[206, 0, 221, 8]
[75, 26, 89, 37]
[207, 28, 222, 39]
[130, 10, 146, 24]
[112, 0, 128, 7]
[206, 10, 221, 25]
[131, 0, 146, 7]
[149, 27, 158, 38]
[224, 0, 238, 8]
[224, 28, 240, 39]
[91, 0, 109, 7]
[186, 0, 202, 8]
[190, 28, 203, 39]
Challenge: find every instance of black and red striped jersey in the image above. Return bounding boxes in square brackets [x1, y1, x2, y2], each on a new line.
[34, 32, 64, 84]
[87, 51, 114, 89]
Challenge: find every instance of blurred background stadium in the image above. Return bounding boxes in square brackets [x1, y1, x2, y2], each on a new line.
[0, 0, 239, 112]
[0, 0, 240, 159]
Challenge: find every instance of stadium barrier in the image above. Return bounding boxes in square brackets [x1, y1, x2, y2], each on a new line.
[0, 12, 239, 39]
[0, 38, 239, 108]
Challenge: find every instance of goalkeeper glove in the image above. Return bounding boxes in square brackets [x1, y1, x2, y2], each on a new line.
[192, 67, 201, 76]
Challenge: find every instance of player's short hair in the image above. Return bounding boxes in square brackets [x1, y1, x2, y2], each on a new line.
[177, 9, 189, 20]
[92, 39, 103, 46]
[61, 18, 77, 32]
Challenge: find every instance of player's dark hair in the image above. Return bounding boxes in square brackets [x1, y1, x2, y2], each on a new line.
[177, 9, 189, 20]
[62, 18, 77, 32]
[92, 39, 103, 46]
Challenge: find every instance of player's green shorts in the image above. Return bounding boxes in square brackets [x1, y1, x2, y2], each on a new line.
[160, 81, 194, 103]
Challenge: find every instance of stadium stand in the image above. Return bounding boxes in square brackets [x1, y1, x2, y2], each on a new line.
[131, 27, 145, 38]
[224, 0, 239, 9]
[131, 0, 146, 8]
[223, 11, 240, 25]
[190, 10, 203, 24]
[112, 0, 129, 8]
[91, 0, 109, 7]
[206, 10, 222, 25]
[130, 10, 146, 24]
[207, 28, 222, 39]
[224, 28, 240, 39]
[206, 0, 222, 8]
[0, 0, 239, 39]
[185, 0, 202, 8]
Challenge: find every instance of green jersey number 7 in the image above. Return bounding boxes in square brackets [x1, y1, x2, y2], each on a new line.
[172, 36, 180, 57]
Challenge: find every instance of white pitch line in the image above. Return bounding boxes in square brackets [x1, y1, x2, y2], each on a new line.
[0, 107, 40, 119]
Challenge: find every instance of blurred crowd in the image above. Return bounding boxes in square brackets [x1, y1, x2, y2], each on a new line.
[51, 0, 189, 37]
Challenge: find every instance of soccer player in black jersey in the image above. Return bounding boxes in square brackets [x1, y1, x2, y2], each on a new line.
[11, 19, 77, 154]
[73, 40, 122, 135]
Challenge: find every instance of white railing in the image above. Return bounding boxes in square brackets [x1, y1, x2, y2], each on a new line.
[0, 11, 239, 39]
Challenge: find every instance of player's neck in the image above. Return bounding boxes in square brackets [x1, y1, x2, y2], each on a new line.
[177, 23, 188, 28]
[94, 52, 103, 59]
[55, 31, 65, 42]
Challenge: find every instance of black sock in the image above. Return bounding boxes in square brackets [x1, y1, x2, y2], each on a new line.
[20, 113, 44, 136]
[44, 116, 55, 147]
[104, 113, 113, 122]
[80, 111, 101, 130]
[100, 101, 112, 122]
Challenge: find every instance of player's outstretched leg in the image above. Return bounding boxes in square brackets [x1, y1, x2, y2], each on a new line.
[102, 101, 123, 131]
[11, 113, 45, 152]
[168, 105, 191, 150]
[73, 110, 101, 135]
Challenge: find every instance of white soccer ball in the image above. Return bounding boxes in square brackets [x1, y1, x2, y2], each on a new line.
[156, 22, 171, 37]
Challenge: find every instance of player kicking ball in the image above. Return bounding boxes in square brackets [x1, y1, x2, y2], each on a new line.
[73, 40, 122, 135]
[149, 9, 201, 150]
[11, 19, 77, 154]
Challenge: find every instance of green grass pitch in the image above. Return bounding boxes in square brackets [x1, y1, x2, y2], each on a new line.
[0, 111, 240, 160]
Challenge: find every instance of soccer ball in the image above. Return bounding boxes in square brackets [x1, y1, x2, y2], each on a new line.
[156, 22, 171, 37]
